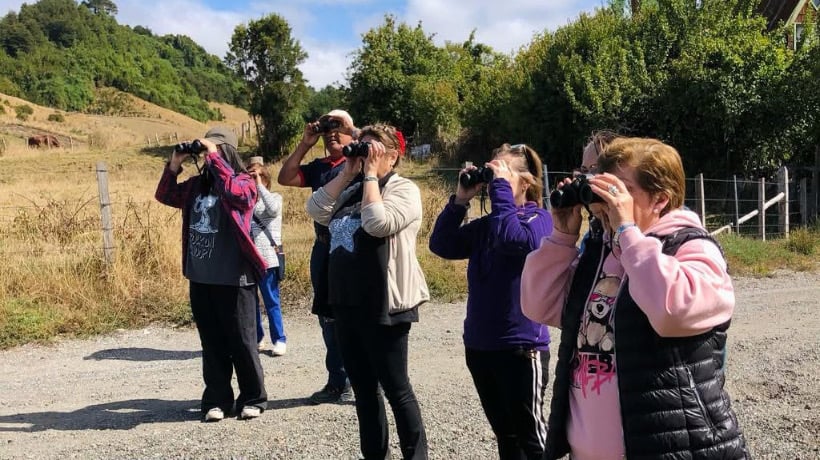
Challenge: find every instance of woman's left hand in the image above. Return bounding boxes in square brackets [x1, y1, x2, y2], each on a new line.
[364, 140, 388, 177]
[589, 173, 635, 231]
[485, 158, 514, 184]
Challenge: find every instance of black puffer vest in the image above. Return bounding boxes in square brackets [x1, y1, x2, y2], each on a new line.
[544, 227, 751, 460]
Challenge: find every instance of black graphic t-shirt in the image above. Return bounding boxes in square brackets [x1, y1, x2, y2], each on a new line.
[327, 182, 389, 313]
[185, 192, 255, 286]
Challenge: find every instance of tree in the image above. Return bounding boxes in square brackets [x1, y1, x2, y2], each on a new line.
[347, 15, 457, 141]
[81, 0, 118, 16]
[226, 14, 308, 158]
[303, 84, 347, 122]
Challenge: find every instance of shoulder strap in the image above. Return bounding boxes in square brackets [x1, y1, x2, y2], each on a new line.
[252, 214, 279, 250]
[648, 227, 727, 270]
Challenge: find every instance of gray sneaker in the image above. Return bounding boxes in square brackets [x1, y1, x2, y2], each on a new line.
[309, 384, 355, 405]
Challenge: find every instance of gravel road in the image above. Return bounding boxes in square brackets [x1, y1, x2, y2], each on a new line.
[1, 271, 819, 460]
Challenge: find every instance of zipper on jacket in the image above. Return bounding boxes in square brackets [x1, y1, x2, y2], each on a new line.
[685, 366, 716, 431]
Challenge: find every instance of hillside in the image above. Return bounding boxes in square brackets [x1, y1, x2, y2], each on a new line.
[0, 0, 245, 121]
[0, 90, 250, 152]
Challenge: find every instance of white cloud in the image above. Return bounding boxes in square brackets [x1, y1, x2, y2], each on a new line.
[405, 0, 598, 54]
[116, 0, 245, 60]
[299, 41, 356, 88]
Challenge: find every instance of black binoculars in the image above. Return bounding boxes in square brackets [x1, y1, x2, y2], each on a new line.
[549, 174, 603, 208]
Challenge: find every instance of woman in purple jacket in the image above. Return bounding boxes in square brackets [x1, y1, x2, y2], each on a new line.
[429, 143, 552, 460]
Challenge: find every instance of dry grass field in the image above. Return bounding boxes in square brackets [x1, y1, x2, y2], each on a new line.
[0, 92, 468, 348]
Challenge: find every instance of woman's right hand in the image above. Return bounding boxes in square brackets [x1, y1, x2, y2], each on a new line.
[551, 178, 583, 235]
[341, 155, 363, 181]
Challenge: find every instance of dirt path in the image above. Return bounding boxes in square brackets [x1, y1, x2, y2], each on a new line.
[1, 271, 819, 459]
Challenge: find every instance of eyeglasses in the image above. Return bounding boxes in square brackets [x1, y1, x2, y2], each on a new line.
[508, 144, 534, 175]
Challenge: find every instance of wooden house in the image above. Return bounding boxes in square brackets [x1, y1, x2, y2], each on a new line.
[758, 0, 818, 49]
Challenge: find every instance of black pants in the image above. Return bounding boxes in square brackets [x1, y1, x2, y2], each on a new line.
[465, 348, 550, 460]
[335, 316, 428, 460]
[190, 282, 267, 414]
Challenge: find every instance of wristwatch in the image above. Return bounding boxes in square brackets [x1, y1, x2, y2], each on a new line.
[363, 175, 378, 182]
[612, 223, 637, 249]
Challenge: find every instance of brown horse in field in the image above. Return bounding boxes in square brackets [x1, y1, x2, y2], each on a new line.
[28, 135, 61, 148]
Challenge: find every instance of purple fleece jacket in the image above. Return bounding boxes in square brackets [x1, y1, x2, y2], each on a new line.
[429, 178, 552, 351]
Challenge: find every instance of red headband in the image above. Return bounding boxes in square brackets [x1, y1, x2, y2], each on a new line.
[395, 130, 406, 156]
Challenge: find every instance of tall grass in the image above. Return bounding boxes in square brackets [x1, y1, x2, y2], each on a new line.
[0, 147, 468, 348]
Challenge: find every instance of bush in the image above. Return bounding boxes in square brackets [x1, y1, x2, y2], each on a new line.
[14, 104, 33, 121]
[785, 228, 818, 256]
[48, 113, 65, 123]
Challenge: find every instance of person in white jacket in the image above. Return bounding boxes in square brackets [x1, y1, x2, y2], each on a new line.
[306, 124, 429, 460]
[248, 157, 286, 356]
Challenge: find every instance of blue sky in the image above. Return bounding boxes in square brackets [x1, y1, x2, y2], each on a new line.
[1, 0, 607, 88]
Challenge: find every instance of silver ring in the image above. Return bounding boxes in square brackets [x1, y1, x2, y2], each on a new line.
[608, 185, 619, 196]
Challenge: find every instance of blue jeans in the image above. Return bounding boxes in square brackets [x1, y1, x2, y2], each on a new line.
[320, 316, 349, 389]
[255, 268, 285, 344]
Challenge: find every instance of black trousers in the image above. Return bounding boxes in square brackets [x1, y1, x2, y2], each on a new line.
[190, 282, 267, 414]
[334, 315, 428, 460]
[465, 347, 550, 460]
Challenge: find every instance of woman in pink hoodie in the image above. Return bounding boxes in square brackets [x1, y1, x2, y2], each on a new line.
[521, 137, 750, 459]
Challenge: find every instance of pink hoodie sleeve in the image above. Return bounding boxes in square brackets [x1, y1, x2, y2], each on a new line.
[617, 227, 735, 337]
[520, 230, 580, 327]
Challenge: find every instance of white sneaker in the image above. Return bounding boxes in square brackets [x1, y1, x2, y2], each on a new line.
[239, 406, 261, 420]
[257, 341, 268, 352]
[204, 407, 224, 422]
[272, 341, 287, 356]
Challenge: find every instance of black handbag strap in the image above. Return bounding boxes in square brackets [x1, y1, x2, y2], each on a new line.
[252, 215, 281, 251]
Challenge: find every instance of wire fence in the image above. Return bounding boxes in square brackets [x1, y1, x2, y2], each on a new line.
[1, 163, 818, 260]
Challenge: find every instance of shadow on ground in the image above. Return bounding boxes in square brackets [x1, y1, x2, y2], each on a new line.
[0, 399, 200, 432]
[84, 347, 200, 361]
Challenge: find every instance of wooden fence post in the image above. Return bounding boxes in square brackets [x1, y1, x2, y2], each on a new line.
[695, 173, 706, 226]
[777, 167, 789, 238]
[732, 175, 739, 233]
[155, 133, 160, 146]
[813, 147, 820, 223]
[542, 164, 551, 211]
[96, 162, 115, 268]
[800, 178, 808, 226]
[758, 177, 766, 241]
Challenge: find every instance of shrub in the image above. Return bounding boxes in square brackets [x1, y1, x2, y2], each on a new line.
[785, 228, 818, 256]
[48, 113, 65, 122]
[14, 104, 33, 121]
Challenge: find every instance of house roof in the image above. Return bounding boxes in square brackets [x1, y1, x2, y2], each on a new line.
[758, 0, 805, 30]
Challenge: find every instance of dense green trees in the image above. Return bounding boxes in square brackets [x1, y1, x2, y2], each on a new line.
[342, 1, 816, 177]
[0, 0, 242, 121]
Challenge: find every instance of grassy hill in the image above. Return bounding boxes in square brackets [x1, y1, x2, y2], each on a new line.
[0, 89, 250, 153]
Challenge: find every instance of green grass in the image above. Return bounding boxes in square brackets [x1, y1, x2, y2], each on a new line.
[0, 298, 65, 348]
[718, 225, 820, 276]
